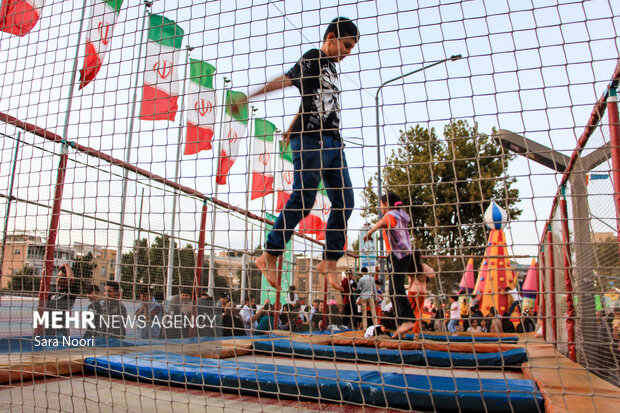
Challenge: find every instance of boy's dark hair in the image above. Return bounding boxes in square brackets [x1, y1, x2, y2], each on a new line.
[181, 288, 192, 295]
[324, 17, 359, 41]
[106, 281, 120, 292]
[380, 191, 401, 207]
[360, 267, 368, 273]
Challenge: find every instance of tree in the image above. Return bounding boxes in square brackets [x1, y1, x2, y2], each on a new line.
[362, 120, 522, 291]
[9, 265, 38, 293]
[120, 235, 196, 299]
[594, 234, 619, 292]
[72, 252, 94, 279]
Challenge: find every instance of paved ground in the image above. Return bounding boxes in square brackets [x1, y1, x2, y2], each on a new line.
[0, 375, 406, 413]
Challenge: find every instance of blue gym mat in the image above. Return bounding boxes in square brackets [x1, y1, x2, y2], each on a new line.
[253, 338, 528, 367]
[83, 351, 543, 412]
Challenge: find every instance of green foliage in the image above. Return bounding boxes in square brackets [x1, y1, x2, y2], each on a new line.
[120, 235, 196, 299]
[9, 265, 39, 293]
[72, 252, 94, 279]
[594, 234, 620, 291]
[362, 120, 522, 291]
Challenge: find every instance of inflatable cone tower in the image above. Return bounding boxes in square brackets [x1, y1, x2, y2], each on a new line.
[476, 201, 518, 315]
[521, 258, 538, 311]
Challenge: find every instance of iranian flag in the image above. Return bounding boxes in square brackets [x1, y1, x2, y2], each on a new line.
[275, 142, 330, 240]
[276, 141, 294, 211]
[298, 183, 331, 241]
[140, 14, 184, 121]
[79, 0, 123, 89]
[250, 118, 276, 200]
[215, 90, 247, 185]
[0, 0, 44, 36]
[184, 59, 216, 155]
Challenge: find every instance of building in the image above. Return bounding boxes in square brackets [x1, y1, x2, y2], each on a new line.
[592, 232, 616, 243]
[292, 255, 356, 305]
[0, 233, 74, 290]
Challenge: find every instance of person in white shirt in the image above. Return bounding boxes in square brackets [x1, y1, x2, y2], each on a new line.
[239, 298, 261, 335]
[364, 323, 389, 338]
[286, 286, 299, 307]
[309, 299, 324, 330]
[507, 286, 523, 315]
[447, 295, 460, 334]
[467, 318, 483, 333]
[357, 268, 378, 330]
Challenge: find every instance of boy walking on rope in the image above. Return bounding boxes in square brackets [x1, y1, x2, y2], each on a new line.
[232, 17, 359, 291]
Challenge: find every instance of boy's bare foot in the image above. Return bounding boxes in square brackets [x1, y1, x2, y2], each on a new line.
[255, 252, 279, 288]
[391, 321, 415, 339]
[318, 259, 343, 291]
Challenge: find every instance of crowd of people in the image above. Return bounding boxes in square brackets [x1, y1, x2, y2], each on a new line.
[44, 264, 129, 339]
[40, 262, 619, 357]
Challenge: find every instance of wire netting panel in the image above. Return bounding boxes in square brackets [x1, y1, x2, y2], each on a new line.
[0, 0, 619, 412]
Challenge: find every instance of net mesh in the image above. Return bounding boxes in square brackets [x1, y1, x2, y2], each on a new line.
[0, 0, 619, 412]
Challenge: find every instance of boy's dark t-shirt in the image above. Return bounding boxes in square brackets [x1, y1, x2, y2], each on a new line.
[286, 49, 340, 138]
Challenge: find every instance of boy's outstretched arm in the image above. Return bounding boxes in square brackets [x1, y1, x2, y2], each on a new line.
[230, 74, 293, 115]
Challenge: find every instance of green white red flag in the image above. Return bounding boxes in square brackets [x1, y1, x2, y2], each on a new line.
[79, 0, 124, 89]
[140, 14, 184, 121]
[0, 0, 44, 36]
[250, 118, 276, 200]
[276, 141, 294, 211]
[275, 142, 330, 239]
[216, 90, 247, 185]
[184, 59, 216, 155]
[298, 183, 331, 240]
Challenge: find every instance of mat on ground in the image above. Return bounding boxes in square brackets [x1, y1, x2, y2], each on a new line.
[253, 338, 528, 367]
[83, 351, 543, 412]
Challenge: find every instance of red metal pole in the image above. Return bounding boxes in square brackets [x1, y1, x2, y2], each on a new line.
[540, 247, 547, 341]
[34, 149, 69, 335]
[607, 88, 620, 253]
[560, 190, 577, 361]
[547, 230, 557, 344]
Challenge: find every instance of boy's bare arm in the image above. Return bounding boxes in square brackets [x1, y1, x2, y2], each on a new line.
[252, 74, 293, 98]
[230, 74, 293, 114]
